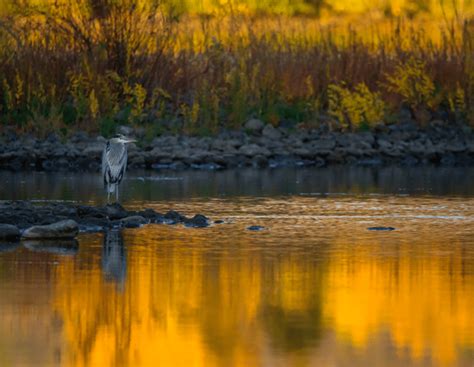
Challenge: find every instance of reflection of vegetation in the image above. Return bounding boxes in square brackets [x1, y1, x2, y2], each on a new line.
[0, 213, 474, 366]
[0, 0, 472, 135]
[261, 305, 323, 352]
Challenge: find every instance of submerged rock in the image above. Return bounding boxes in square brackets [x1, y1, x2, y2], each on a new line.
[0, 224, 20, 241]
[22, 220, 79, 239]
[247, 225, 265, 231]
[367, 226, 396, 231]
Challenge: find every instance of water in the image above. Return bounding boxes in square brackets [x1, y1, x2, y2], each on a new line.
[0, 167, 473, 367]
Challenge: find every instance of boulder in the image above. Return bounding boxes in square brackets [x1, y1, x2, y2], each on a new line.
[0, 224, 20, 241]
[22, 220, 79, 239]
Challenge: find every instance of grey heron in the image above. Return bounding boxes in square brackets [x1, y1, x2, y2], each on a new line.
[102, 134, 136, 203]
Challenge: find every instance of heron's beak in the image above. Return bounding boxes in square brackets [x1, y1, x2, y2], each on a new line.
[124, 138, 137, 144]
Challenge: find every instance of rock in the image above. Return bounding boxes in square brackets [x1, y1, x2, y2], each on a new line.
[0, 224, 20, 241]
[118, 216, 148, 228]
[104, 203, 128, 220]
[23, 239, 79, 255]
[239, 144, 271, 157]
[368, 226, 395, 231]
[164, 210, 186, 224]
[244, 118, 265, 133]
[184, 214, 209, 228]
[311, 139, 336, 154]
[262, 124, 282, 140]
[22, 220, 79, 239]
[82, 143, 105, 158]
[247, 225, 265, 231]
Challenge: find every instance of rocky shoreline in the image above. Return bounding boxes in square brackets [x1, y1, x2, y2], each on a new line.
[0, 201, 211, 243]
[1, 119, 474, 171]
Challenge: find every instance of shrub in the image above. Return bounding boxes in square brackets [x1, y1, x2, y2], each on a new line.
[385, 58, 437, 110]
[328, 83, 386, 131]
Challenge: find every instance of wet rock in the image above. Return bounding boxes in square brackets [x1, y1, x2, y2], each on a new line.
[164, 210, 186, 224]
[184, 214, 209, 228]
[22, 220, 79, 239]
[368, 226, 395, 231]
[104, 203, 128, 220]
[118, 216, 148, 228]
[0, 224, 21, 241]
[23, 239, 79, 255]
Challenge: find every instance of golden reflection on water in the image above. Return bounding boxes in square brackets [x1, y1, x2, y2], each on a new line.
[0, 197, 473, 367]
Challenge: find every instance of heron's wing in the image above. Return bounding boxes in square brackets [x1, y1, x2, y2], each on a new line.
[102, 142, 109, 183]
[104, 143, 127, 184]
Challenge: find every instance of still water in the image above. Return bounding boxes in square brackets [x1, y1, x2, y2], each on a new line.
[0, 167, 473, 367]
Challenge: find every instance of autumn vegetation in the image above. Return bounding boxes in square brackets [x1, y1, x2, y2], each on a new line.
[0, 0, 472, 137]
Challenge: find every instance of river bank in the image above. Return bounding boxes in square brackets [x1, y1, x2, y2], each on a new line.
[1, 120, 474, 171]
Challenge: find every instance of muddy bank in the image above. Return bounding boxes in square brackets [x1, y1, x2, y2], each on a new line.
[1, 120, 474, 171]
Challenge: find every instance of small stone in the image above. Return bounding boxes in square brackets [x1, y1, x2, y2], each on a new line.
[0, 224, 20, 241]
[22, 220, 79, 239]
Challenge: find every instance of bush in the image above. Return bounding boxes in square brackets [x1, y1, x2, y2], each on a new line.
[328, 83, 386, 131]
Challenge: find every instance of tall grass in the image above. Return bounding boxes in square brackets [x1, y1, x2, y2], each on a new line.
[0, 0, 472, 136]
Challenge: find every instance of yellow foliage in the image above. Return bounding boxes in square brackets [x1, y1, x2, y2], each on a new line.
[14, 72, 23, 105]
[328, 83, 385, 130]
[385, 57, 436, 109]
[131, 83, 147, 119]
[89, 89, 99, 119]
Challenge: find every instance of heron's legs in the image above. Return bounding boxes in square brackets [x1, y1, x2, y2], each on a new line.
[116, 185, 119, 203]
[107, 184, 111, 204]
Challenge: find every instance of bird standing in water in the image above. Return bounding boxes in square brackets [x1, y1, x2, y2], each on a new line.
[102, 134, 136, 203]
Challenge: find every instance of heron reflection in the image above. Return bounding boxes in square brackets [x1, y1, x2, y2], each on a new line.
[102, 230, 127, 287]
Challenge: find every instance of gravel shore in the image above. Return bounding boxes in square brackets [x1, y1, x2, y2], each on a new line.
[1, 119, 473, 171]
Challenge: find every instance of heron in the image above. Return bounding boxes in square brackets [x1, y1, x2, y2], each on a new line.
[102, 134, 136, 203]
